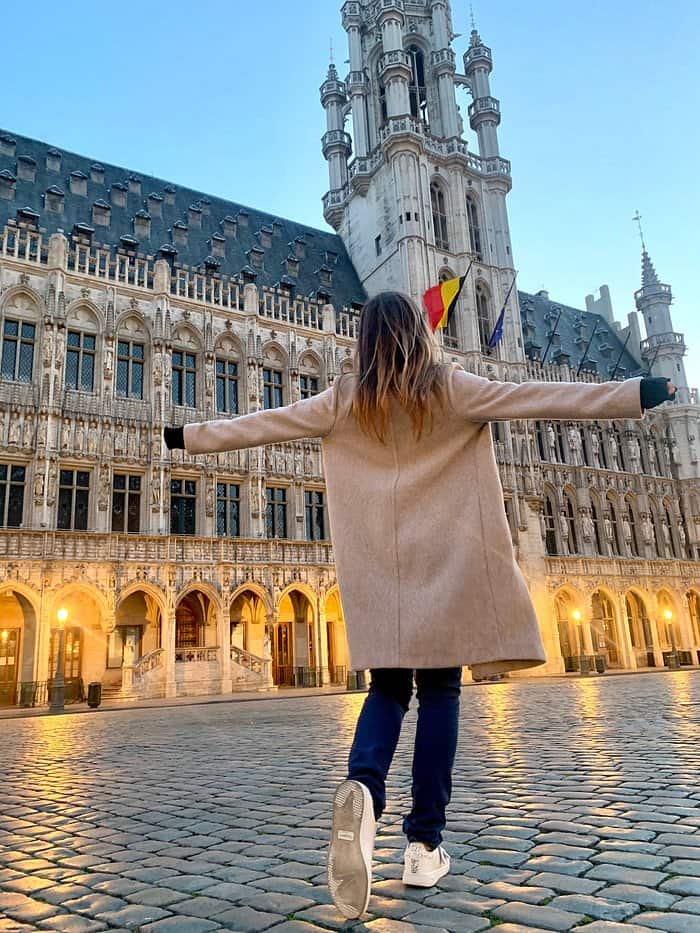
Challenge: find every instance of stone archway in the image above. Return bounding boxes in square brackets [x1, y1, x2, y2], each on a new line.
[590, 589, 622, 669]
[230, 588, 267, 656]
[276, 588, 316, 686]
[324, 589, 349, 685]
[47, 588, 107, 699]
[107, 591, 163, 688]
[624, 590, 657, 668]
[0, 589, 39, 705]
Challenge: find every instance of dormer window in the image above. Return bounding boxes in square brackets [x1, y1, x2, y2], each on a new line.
[259, 226, 273, 249]
[200, 197, 211, 216]
[316, 264, 333, 288]
[285, 256, 300, 278]
[69, 171, 88, 197]
[17, 207, 40, 226]
[202, 255, 220, 274]
[0, 135, 16, 156]
[279, 275, 295, 293]
[221, 215, 237, 238]
[237, 209, 249, 228]
[45, 185, 65, 213]
[211, 233, 226, 258]
[0, 170, 16, 201]
[134, 210, 151, 239]
[92, 199, 111, 227]
[172, 221, 188, 246]
[90, 163, 104, 184]
[163, 185, 176, 207]
[148, 192, 164, 218]
[46, 148, 61, 173]
[111, 183, 127, 208]
[119, 234, 138, 252]
[128, 175, 141, 196]
[325, 249, 338, 266]
[292, 236, 306, 260]
[72, 223, 94, 242]
[248, 246, 264, 269]
[272, 220, 283, 237]
[188, 204, 202, 228]
[158, 244, 178, 264]
[240, 264, 258, 283]
[17, 156, 36, 183]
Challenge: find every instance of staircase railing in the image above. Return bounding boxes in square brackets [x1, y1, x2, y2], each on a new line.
[133, 648, 164, 679]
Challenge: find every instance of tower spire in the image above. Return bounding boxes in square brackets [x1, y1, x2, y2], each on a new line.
[633, 209, 646, 250]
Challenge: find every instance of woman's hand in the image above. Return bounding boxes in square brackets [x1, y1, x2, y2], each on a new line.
[640, 376, 677, 412]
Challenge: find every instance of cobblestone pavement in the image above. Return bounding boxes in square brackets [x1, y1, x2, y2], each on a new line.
[3, 672, 700, 933]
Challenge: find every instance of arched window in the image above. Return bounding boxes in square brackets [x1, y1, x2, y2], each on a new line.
[607, 497, 623, 557]
[439, 268, 459, 347]
[376, 62, 387, 127]
[544, 493, 558, 555]
[664, 502, 680, 559]
[591, 498, 606, 555]
[476, 283, 491, 354]
[407, 46, 427, 123]
[118, 315, 149, 401]
[466, 195, 483, 260]
[626, 500, 640, 558]
[625, 592, 654, 666]
[565, 495, 579, 555]
[431, 183, 449, 251]
[1, 292, 38, 385]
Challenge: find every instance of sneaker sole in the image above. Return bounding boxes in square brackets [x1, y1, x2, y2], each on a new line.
[402, 853, 451, 887]
[327, 780, 375, 919]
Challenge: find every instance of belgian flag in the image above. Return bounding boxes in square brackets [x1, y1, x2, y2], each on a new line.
[423, 266, 470, 332]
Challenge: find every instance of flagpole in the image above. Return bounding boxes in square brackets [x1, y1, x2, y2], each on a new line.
[609, 331, 631, 381]
[576, 320, 599, 377]
[487, 270, 517, 355]
[540, 308, 563, 366]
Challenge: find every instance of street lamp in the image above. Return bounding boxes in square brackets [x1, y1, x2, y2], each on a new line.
[664, 608, 680, 669]
[50, 608, 68, 713]
[572, 609, 590, 676]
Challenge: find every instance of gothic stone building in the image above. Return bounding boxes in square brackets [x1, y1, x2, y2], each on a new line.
[0, 0, 699, 705]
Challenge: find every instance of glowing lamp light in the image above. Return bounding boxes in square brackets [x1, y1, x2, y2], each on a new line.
[663, 609, 673, 620]
[0, 629, 7, 643]
[571, 609, 582, 622]
[57, 608, 69, 625]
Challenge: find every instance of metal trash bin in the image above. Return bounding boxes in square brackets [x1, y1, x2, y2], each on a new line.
[87, 682, 102, 709]
[356, 670, 367, 690]
[346, 671, 358, 691]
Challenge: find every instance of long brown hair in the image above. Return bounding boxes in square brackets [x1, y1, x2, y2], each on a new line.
[351, 290, 448, 444]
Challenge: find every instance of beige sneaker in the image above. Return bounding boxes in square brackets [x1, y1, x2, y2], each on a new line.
[327, 780, 376, 919]
[402, 840, 450, 887]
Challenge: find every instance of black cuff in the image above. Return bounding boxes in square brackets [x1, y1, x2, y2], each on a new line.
[640, 377, 675, 411]
[164, 426, 185, 450]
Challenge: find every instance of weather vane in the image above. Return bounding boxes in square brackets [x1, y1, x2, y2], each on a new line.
[470, 3, 476, 29]
[330, 37, 334, 65]
[632, 210, 646, 250]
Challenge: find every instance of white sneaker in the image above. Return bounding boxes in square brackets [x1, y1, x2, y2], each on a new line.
[327, 780, 376, 919]
[402, 841, 450, 887]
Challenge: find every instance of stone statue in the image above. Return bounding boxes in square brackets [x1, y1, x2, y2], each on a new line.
[98, 466, 110, 511]
[114, 423, 125, 455]
[275, 451, 285, 474]
[604, 513, 614, 541]
[55, 337, 64, 368]
[8, 415, 22, 447]
[104, 347, 113, 378]
[33, 471, 44, 501]
[151, 476, 161, 507]
[23, 413, 34, 448]
[567, 426, 582, 466]
[101, 428, 112, 458]
[263, 629, 272, 660]
[662, 521, 672, 553]
[304, 450, 314, 474]
[294, 446, 303, 474]
[206, 367, 214, 399]
[74, 420, 85, 454]
[60, 418, 71, 451]
[140, 428, 148, 461]
[547, 423, 557, 461]
[608, 432, 620, 471]
[642, 514, 654, 545]
[628, 436, 641, 472]
[690, 436, 698, 464]
[647, 439, 658, 474]
[86, 422, 97, 455]
[37, 417, 48, 448]
[559, 512, 569, 552]
[622, 514, 632, 544]
[582, 511, 594, 541]
[153, 353, 162, 386]
[206, 482, 214, 516]
[678, 520, 687, 549]
[47, 466, 57, 504]
[538, 507, 547, 540]
[591, 431, 601, 468]
[43, 337, 53, 368]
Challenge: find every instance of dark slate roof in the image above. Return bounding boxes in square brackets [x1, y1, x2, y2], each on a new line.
[0, 129, 366, 308]
[518, 290, 645, 379]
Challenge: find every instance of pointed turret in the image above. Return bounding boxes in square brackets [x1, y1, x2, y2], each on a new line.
[636, 245, 688, 399]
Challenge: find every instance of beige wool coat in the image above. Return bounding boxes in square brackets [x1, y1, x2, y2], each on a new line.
[184, 363, 645, 677]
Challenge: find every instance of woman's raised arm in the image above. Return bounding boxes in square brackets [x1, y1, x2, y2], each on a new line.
[449, 367, 676, 423]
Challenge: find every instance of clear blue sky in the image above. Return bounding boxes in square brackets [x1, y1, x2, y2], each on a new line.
[4, 0, 699, 386]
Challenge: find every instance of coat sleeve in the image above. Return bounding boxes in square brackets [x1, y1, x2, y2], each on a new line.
[183, 384, 338, 454]
[449, 366, 644, 423]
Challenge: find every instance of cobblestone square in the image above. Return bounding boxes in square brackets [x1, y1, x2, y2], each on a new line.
[3, 672, 700, 931]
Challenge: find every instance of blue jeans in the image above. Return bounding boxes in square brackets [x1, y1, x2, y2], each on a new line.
[347, 667, 462, 849]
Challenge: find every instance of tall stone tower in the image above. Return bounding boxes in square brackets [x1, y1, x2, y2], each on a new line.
[636, 247, 689, 403]
[321, 0, 523, 361]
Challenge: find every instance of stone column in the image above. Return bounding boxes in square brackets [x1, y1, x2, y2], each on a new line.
[164, 609, 177, 698]
[219, 598, 232, 694]
[615, 594, 636, 670]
